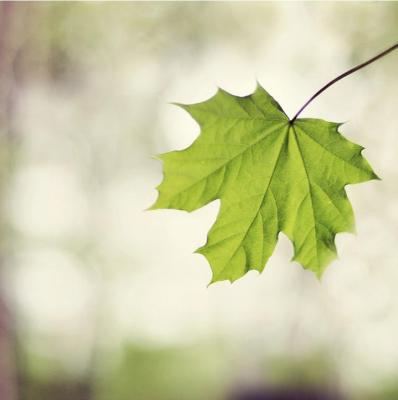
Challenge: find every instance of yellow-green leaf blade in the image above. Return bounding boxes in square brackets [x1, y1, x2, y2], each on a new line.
[151, 85, 378, 283]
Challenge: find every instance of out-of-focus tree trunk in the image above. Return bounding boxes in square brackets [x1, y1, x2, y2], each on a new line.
[0, 3, 26, 400]
[0, 298, 16, 400]
[0, 2, 18, 136]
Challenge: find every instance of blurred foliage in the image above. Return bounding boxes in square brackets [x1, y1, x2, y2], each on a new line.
[94, 342, 228, 400]
[262, 351, 338, 389]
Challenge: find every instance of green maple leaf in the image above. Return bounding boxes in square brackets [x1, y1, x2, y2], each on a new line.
[150, 85, 378, 283]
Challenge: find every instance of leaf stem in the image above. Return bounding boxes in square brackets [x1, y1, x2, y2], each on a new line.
[290, 42, 398, 123]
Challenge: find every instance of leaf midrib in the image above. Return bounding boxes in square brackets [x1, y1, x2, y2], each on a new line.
[292, 125, 320, 270]
[211, 124, 290, 282]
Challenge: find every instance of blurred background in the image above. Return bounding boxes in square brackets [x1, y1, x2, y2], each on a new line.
[0, 2, 397, 400]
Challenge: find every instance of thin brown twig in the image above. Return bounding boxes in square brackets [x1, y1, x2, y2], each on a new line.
[290, 42, 398, 123]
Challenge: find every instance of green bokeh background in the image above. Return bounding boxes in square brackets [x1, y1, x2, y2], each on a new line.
[0, 2, 397, 400]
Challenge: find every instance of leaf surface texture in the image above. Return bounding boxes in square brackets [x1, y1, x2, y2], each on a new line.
[151, 85, 378, 283]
